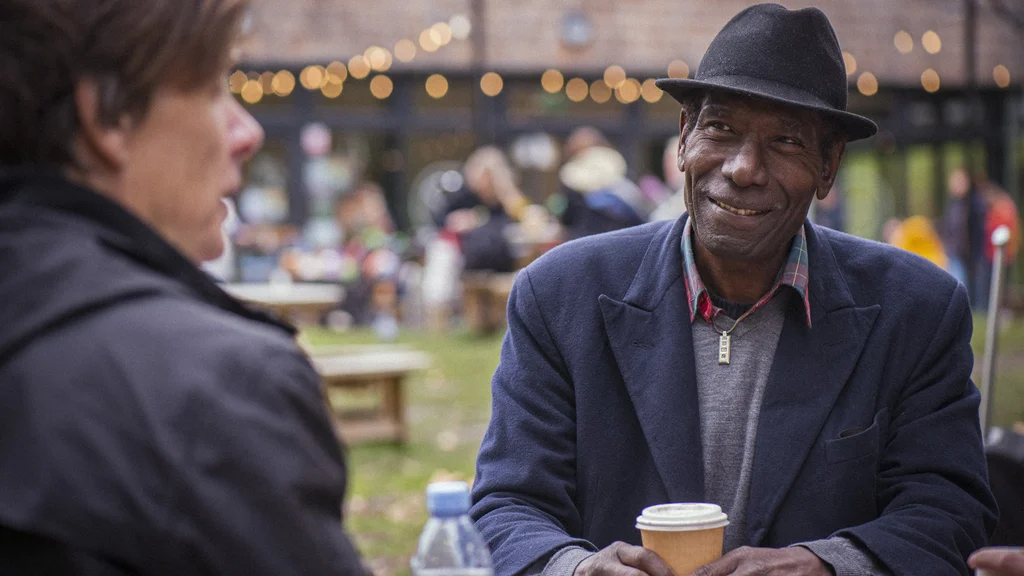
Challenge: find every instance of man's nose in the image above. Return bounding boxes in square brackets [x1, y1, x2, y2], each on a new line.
[228, 98, 265, 163]
[721, 139, 768, 188]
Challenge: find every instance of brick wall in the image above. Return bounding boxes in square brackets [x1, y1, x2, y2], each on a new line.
[243, 0, 1024, 88]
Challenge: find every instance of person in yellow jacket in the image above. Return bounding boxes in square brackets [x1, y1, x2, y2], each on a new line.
[889, 215, 949, 270]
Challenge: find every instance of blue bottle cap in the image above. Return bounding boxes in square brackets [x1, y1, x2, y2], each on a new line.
[426, 481, 471, 517]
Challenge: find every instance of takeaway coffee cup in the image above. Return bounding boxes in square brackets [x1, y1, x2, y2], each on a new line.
[636, 503, 729, 576]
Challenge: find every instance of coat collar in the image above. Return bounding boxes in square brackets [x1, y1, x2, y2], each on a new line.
[600, 214, 879, 541]
[0, 170, 296, 335]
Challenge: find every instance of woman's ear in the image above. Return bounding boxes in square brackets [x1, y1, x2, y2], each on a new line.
[73, 78, 132, 172]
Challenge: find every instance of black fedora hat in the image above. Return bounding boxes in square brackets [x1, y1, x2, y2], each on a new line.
[656, 3, 877, 141]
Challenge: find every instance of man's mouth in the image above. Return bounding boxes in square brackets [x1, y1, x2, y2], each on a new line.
[710, 198, 770, 216]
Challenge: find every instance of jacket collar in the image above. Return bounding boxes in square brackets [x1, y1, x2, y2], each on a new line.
[600, 213, 878, 541]
[0, 169, 295, 335]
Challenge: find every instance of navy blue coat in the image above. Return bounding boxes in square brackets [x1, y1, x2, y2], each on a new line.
[471, 215, 997, 576]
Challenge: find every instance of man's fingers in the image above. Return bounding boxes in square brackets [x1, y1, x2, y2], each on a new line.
[970, 548, 1024, 575]
[688, 546, 749, 576]
[615, 543, 676, 576]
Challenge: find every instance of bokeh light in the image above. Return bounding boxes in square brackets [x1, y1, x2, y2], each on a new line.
[857, 72, 878, 96]
[370, 75, 394, 99]
[667, 59, 690, 79]
[641, 78, 663, 103]
[321, 82, 343, 99]
[922, 31, 941, 54]
[842, 51, 857, 76]
[994, 65, 1011, 88]
[449, 14, 472, 40]
[603, 65, 626, 89]
[241, 80, 263, 104]
[615, 78, 641, 104]
[326, 61, 348, 85]
[425, 74, 449, 99]
[894, 30, 914, 54]
[590, 79, 612, 103]
[348, 56, 370, 79]
[300, 65, 325, 90]
[565, 78, 589, 102]
[419, 29, 439, 52]
[480, 72, 503, 97]
[395, 39, 417, 63]
[365, 46, 392, 72]
[541, 69, 564, 93]
[271, 70, 295, 96]
[229, 70, 248, 94]
[432, 22, 453, 46]
[921, 68, 940, 92]
[259, 71, 275, 93]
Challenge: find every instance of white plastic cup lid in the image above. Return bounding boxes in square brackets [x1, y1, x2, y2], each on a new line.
[635, 503, 729, 532]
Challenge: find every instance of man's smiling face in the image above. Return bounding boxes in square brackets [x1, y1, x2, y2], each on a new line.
[681, 91, 842, 264]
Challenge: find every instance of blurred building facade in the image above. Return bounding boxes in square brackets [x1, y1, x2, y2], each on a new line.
[231, 0, 1024, 278]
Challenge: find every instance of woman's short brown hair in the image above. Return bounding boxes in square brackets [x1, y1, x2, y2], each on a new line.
[0, 0, 250, 167]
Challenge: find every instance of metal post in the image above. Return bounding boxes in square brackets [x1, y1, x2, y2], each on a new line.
[980, 225, 1012, 433]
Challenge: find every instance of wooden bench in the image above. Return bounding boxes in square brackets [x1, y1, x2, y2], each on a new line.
[461, 271, 517, 335]
[309, 348, 430, 445]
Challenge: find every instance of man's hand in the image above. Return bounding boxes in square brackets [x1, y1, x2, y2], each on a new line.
[574, 542, 675, 576]
[969, 547, 1024, 576]
[690, 546, 832, 576]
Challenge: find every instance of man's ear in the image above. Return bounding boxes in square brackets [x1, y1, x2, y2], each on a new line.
[73, 78, 131, 172]
[677, 110, 689, 172]
[817, 140, 846, 200]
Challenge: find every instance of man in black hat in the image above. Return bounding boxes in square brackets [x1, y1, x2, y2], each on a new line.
[470, 4, 996, 576]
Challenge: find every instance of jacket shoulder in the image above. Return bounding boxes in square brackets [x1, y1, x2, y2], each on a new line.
[817, 226, 963, 311]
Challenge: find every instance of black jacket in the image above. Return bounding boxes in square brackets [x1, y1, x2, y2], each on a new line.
[0, 172, 365, 575]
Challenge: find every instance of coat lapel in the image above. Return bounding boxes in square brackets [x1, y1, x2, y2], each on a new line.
[745, 225, 880, 544]
[599, 216, 706, 503]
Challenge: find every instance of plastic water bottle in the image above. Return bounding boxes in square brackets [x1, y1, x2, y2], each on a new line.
[410, 481, 495, 576]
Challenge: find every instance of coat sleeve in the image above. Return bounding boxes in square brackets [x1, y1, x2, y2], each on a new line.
[470, 269, 596, 576]
[170, 342, 367, 576]
[838, 282, 998, 576]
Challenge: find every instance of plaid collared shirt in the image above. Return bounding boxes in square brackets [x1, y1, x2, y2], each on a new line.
[681, 218, 812, 327]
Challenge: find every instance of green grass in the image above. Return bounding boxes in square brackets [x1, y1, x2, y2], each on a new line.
[302, 328, 503, 576]
[306, 314, 1024, 575]
[972, 314, 1024, 429]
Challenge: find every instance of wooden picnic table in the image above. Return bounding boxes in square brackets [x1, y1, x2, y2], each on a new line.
[223, 282, 343, 323]
[309, 347, 431, 445]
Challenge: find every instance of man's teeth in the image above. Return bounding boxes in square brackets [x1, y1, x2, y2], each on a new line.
[714, 199, 766, 216]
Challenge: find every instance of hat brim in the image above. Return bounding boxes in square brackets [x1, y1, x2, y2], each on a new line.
[655, 75, 878, 142]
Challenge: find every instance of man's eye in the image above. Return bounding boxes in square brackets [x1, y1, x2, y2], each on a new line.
[707, 122, 732, 133]
[778, 137, 804, 147]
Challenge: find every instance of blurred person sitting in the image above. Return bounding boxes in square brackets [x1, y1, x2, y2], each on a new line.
[335, 181, 403, 327]
[436, 146, 527, 273]
[650, 135, 689, 221]
[888, 215, 949, 271]
[0, 1, 366, 574]
[554, 128, 647, 239]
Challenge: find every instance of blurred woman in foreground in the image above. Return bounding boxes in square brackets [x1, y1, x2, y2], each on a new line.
[0, 0, 365, 574]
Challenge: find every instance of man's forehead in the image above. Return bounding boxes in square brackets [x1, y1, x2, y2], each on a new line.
[699, 92, 820, 132]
